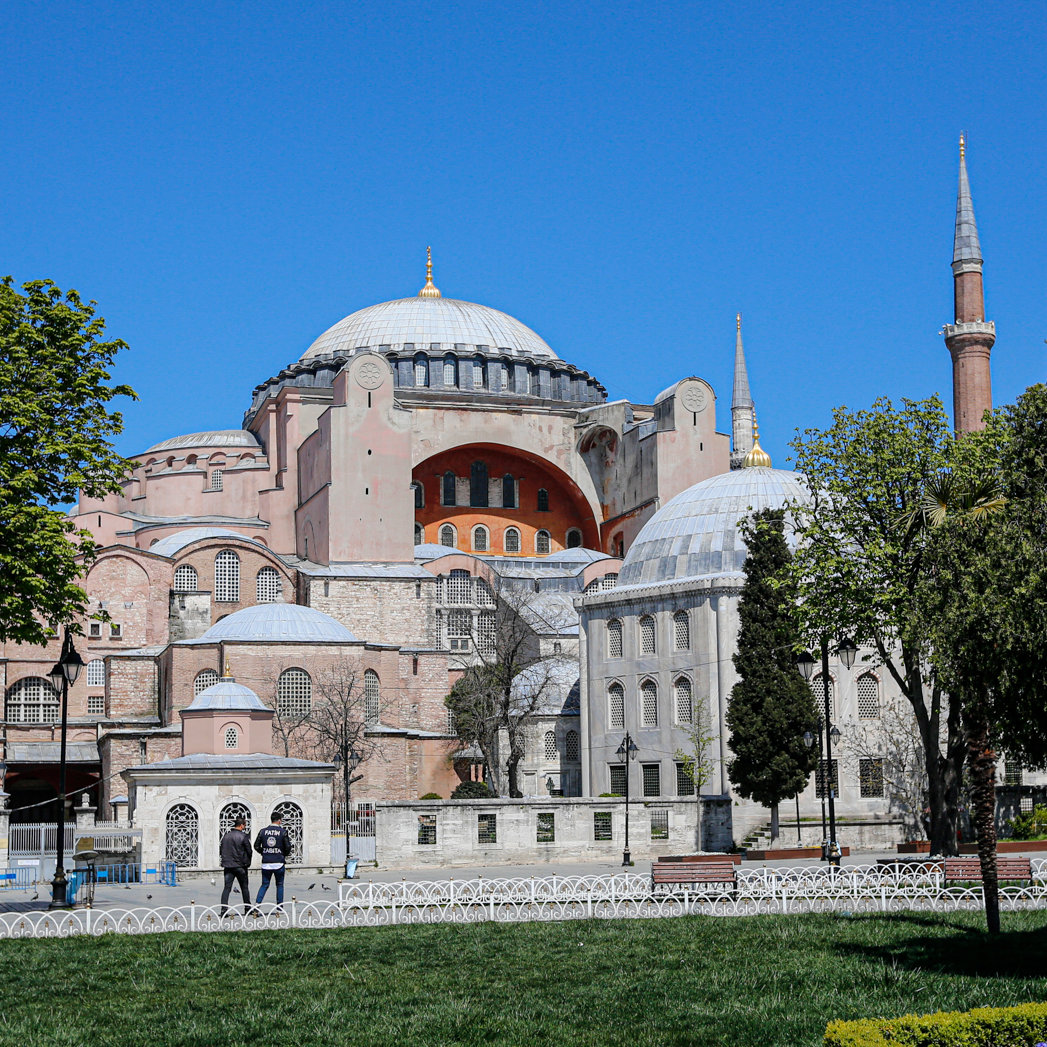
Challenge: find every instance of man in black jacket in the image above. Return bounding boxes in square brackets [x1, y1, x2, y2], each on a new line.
[219, 817, 254, 916]
[254, 810, 292, 907]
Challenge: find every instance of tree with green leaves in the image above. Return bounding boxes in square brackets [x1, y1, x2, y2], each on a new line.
[727, 509, 819, 843]
[788, 396, 966, 855]
[0, 277, 136, 644]
[674, 701, 716, 851]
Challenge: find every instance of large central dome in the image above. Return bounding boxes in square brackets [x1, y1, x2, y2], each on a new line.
[301, 296, 558, 362]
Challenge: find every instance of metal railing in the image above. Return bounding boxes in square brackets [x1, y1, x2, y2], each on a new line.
[66, 862, 177, 904]
[9, 823, 75, 855]
[0, 868, 33, 891]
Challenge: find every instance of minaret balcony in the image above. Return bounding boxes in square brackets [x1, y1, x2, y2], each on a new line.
[943, 320, 995, 343]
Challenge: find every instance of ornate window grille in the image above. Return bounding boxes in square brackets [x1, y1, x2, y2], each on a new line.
[544, 731, 557, 760]
[608, 682, 625, 729]
[272, 801, 304, 864]
[477, 813, 497, 843]
[278, 668, 312, 717]
[535, 530, 551, 555]
[439, 524, 457, 548]
[565, 730, 580, 761]
[815, 759, 839, 798]
[674, 676, 693, 724]
[650, 809, 669, 840]
[476, 612, 496, 653]
[472, 526, 489, 552]
[609, 765, 627, 796]
[88, 694, 105, 715]
[165, 803, 199, 867]
[475, 579, 495, 606]
[673, 611, 690, 651]
[218, 802, 252, 845]
[447, 569, 471, 604]
[676, 762, 695, 796]
[601, 573, 618, 591]
[859, 758, 884, 798]
[256, 567, 281, 603]
[417, 814, 437, 845]
[607, 619, 623, 658]
[173, 564, 198, 592]
[641, 679, 658, 726]
[857, 673, 880, 719]
[504, 527, 521, 553]
[87, 659, 106, 687]
[214, 550, 240, 603]
[642, 763, 661, 797]
[224, 726, 239, 749]
[594, 811, 613, 840]
[640, 615, 656, 655]
[194, 669, 219, 696]
[536, 812, 555, 842]
[536, 488, 549, 512]
[5, 677, 59, 724]
[364, 669, 380, 725]
[812, 674, 835, 719]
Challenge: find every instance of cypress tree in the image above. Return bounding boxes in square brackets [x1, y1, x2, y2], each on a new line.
[726, 508, 819, 843]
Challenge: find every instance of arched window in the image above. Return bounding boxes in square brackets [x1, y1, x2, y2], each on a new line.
[472, 357, 485, 389]
[470, 461, 489, 507]
[608, 682, 625, 729]
[674, 677, 693, 725]
[278, 668, 312, 717]
[214, 550, 240, 602]
[504, 527, 521, 554]
[165, 802, 199, 867]
[673, 611, 690, 651]
[565, 730, 580, 761]
[500, 360, 511, 391]
[86, 659, 106, 688]
[194, 669, 220, 696]
[857, 673, 880, 719]
[439, 524, 457, 548]
[272, 801, 304, 865]
[640, 615, 656, 655]
[218, 802, 251, 845]
[544, 730, 557, 760]
[256, 567, 282, 603]
[537, 488, 549, 512]
[812, 673, 836, 720]
[566, 528, 582, 548]
[502, 474, 516, 509]
[414, 354, 429, 387]
[173, 564, 198, 592]
[447, 569, 471, 604]
[529, 366, 540, 396]
[535, 530, 551, 555]
[607, 619, 623, 658]
[472, 525, 489, 552]
[5, 677, 59, 724]
[443, 355, 457, 387]
[224, 725, 240, 749]
[641, 679, 658, 726]
[442, 471, 456, 506]
[210, 468, 223, 491]
[414, 522, 424, 545]
[364, 669, 380, 725]
[412, 482, 424, 509]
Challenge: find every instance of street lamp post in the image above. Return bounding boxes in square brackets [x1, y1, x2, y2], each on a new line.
[334, 746, 362, 824]
[47, 629, 84, 909]
[803, 729, 827, 850]
[616, 733, 638, 866]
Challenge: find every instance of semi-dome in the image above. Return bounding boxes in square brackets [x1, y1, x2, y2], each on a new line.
[184, 680, 267, 711]
[616, 467, 812, 588]
[149, 527, 258, 558]
[200, 604, 358, 643]
[145, 430, 261, 453]
[301, 297, 558, 362]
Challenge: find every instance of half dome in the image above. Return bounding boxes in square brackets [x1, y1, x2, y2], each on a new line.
[301, 297, 558, 362]
[201, 604, 358, 643]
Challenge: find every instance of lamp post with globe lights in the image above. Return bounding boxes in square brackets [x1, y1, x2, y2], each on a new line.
[616, 733, 638, 866]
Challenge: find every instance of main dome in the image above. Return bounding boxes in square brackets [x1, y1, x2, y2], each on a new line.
[301, 297, 558, 362]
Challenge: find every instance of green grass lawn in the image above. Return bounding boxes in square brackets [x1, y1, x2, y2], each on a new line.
[1, 911, 1046, 1046]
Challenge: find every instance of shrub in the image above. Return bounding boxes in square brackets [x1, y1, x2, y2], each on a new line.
[419, 793, 442, 800]
[1006, 803, 1047, 840]
[825, 1001, 1047, 1046]
[451, 780, 495, 799]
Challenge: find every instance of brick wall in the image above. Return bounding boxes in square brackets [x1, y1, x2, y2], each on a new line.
[308, 576, 438, 647]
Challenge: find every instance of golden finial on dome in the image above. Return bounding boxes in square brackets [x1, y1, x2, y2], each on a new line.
[743, 414, 773, 469]
[222, 661, 233, 680]
[418, 246, 442, 298]
[959, 133, 966, 160]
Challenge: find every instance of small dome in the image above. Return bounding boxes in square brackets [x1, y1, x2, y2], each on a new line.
[301, 297, 558, 362]
[617, 467, 812, 588]
[201, 604, 358, 643]
[145, 430, 260, 453]
[543, 548, 611, 564]
[185, 680, 267, 711]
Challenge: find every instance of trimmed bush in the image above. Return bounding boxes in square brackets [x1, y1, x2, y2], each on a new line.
[825, 1001, 1047, 1046]
[451, 780, 494, 799]
[419, 793, 442, 800]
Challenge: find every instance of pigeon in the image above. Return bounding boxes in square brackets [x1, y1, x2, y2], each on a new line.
[124, 885, 132, 890]
[308, 883, 316, 890]
[30, 892, 38, 901]
[321, 883, 331, 891]
[147, 894, 152, 900]
[210, 877, 216, 886]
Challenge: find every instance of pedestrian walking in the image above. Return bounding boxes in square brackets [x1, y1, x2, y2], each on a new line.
[254, 810, 292, 908]
[219, 816, 254, 916]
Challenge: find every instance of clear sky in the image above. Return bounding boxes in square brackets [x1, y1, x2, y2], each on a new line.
[4, 0, 1045, 468]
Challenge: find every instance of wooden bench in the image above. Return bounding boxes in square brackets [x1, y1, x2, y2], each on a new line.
[652, 860, 738, 894]
[943, 856, 1033, 884]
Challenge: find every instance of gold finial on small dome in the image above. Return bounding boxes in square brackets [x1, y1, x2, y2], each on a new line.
[959, 133, 966, 160]
[418, 246, 442, 298]
[222, 661, 233, 680]
[743, 414, 773, 469]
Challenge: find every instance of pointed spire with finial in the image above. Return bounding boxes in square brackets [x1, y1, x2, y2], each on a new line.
[742, 412, 772, 469]
[731, 312, 753, 410]
[418, 246, 442, 298]
[953, 133, 983, 269]
[730, 312, 756, 468]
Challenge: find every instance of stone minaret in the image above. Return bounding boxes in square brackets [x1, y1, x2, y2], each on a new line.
[730, 313, 755, 469]
[943, 136, 994, 432]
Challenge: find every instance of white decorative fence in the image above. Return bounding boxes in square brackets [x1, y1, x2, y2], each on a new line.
[1, 863, 1045, 940]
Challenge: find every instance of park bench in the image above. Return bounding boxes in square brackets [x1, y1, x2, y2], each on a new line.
[943, 856, 1032, 884]
[651, 860, 738, 895]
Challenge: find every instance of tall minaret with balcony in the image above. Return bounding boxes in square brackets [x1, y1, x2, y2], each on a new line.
[943, 136, 994, 432]
[730, 313, 755, 469]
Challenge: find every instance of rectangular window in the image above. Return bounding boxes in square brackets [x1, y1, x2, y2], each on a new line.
[815, 759, 839, 799]
[477, 813, 497, 843]
[86, 660, 105, 687]
[675, 762, 695, 797]
[609, 764, 626, 797]
[210, 468, 223, 491]
[650, 809, 669, 840]
[642, 763, 661, 798]
[609, 686, 624, 729]
[593, 812, 613, 841]
[536, 812, 555, 843]
[89, 623, 101, 639]
[1004, 761, 1023, 786]
[417, 814, 437, 845]
[109, 623, 122, 639]
[87, 694, 105, 716]
[859, 758, 884, 798]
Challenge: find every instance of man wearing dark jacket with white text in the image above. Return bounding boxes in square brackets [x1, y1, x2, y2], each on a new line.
[254, 810, 292, 907]
[219, 817, 253, 916]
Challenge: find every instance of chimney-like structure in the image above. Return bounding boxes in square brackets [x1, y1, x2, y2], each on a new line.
[943, 135, 994, 432]
[730, 313, 755, 469]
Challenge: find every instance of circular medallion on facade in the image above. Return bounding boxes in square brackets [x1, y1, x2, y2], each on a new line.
[679, 381, 708, 414]
[356, 360, 386, 390]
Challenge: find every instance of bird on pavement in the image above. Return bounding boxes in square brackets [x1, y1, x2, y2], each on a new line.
[210, 877, 216, 886]
[30, 892, 38, 901]
[321, 883, 331, 891]
[147, 894, 152, 900]
[308, 883, 316, 890]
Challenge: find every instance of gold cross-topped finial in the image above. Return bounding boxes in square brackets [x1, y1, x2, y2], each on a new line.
[418, 246, 442, 298]
[959, 133, 966, 160]
[736, 312, 742, 332]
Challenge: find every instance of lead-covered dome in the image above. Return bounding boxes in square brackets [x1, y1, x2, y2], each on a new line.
[617, 467, 812, 588]
[199, 604, 358, 643]
[184, 680, 267, 711]
[301, 297, 558, 362]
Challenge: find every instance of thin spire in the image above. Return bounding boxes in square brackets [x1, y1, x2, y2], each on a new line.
[418, 246, 442, 298]
[731, 312, 753, 409]
[953, 134, 983, 267]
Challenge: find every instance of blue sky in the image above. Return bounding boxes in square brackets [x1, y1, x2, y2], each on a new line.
[4, 0, 1045, 468]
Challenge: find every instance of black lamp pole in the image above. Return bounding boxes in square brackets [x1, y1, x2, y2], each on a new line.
[820, 638, 839, 868]
[48, 629, 83, 909]
[803, 728, 827, 850]
[617, 733, 638, 866]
